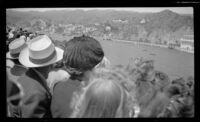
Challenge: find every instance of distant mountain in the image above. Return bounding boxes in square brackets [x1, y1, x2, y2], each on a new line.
[6, 9, 193, 44]
[6, 9, 193, 28]
[143, 9, 193, 33]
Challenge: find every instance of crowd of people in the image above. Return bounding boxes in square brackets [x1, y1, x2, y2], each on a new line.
[6, 27, 194, 118]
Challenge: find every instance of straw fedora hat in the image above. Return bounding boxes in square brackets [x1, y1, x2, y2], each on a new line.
[19, 35, 64, 68]
[6, 38, 27, 59]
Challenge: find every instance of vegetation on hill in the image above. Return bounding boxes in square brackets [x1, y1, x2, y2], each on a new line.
[6, 9, 193, 44]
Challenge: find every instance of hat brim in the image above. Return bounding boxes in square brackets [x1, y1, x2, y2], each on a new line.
[6, 52, 18, 59]
[19, 47, 64, 68]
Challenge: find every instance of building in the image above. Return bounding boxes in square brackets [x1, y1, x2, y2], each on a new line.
[112, 19, 128, 24]
[180, 34, 194, 51]
[140, 18, 146, 24]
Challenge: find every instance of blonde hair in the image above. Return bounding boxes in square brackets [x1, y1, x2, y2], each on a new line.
[70, 68, 137, 118]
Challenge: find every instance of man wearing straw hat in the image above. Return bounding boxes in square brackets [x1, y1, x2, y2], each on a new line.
[6, 37, 28, 117]
[9, 35, 64, 118]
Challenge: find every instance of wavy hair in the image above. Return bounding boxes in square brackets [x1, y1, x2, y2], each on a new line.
[70, 68, 137, 118]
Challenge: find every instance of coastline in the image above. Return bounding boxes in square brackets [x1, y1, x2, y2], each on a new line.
[98, 37, 194, 54]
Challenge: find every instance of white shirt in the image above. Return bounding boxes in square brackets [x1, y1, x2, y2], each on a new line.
[47, 69, 70, 94]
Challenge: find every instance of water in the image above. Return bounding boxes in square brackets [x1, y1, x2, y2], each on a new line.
[99, 40, 194, 80]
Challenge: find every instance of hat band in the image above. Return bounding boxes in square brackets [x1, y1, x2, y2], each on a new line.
[29, 50, 56, 65]
[10, 42, 27, 55]
[10, 53, 20, 58]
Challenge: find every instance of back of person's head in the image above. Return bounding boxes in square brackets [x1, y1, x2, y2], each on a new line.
[71, 79, 124, 118]
[64, 35, 104, 78]
[70, 68, 135, 118]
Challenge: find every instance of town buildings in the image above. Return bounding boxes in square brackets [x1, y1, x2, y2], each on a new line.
[180, 33, 194, 52]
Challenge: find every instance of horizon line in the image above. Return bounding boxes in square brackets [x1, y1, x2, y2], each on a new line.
[7, 7, 193, 14]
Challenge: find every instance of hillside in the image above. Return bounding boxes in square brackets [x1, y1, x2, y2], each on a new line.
[6, 9, 194, 44]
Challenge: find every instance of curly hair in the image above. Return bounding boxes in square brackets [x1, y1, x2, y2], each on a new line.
[64, 35, 104, 78]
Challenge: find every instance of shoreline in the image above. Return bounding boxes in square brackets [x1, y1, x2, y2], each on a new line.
[98, 37, 194, 54]
[45, 34, 195, 54]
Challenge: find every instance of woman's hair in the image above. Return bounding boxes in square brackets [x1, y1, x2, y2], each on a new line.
[70, 68, 135, 118]
[63, 35, 104, 77]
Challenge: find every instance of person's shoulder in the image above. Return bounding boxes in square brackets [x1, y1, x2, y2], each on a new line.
[17, 71, 32, 82]
[53, 79, 81, 94]
[17, 72, 44, 91]
[54, 78, 73, 89]
[51, 79, 77, 107]
[17, 75, 34, 92]
[18, 74, 50, 99]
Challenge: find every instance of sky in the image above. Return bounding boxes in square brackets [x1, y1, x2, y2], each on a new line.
[8, 7, 193, 14]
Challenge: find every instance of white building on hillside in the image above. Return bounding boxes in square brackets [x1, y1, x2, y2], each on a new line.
[180, 34, 194, 51]
[112, 19, 128, 23]
[140, 18, 146, 24]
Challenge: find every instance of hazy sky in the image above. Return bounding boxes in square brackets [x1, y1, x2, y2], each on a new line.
[8, 7, 193, 14]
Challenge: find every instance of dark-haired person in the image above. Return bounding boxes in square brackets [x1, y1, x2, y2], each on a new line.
[51, 35, 110, 118]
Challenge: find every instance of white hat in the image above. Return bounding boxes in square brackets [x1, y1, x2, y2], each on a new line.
[6, 38, 27, 59]
[19, 35, 64, 68]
